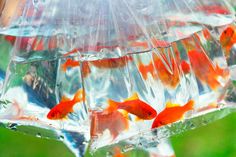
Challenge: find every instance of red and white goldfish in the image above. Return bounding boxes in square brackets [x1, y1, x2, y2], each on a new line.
[47, 89, 84, 120]
[90, 110, 129, 139]
[61, 58, 80, 72]
[220, 25, 236, 57]
[152, 51, 180, 89]
[107, 93, 157, 120]
[152, 100, 194, 129]
[188, 50, 229, 90]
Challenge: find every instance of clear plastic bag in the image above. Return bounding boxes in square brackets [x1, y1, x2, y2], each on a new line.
[0, 0, 236, 156]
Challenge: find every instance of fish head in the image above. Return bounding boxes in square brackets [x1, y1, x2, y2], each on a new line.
[220, 27, 234, 46]
[142, 104, 157, 120]
[47, 109, 62, 120]
[151, 119, 163, 129]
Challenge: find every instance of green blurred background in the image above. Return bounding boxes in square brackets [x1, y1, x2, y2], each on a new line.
[0, 113, 235, 157]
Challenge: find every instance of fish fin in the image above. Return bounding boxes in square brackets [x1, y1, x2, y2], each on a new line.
[124, 93, 139, 101]
[61, 95, 70, 102]
[107, 99, 119, 112]
[138, 62, 148, 80]
[166, 101, 179, 108]
[73, 89, 84, 103]
[135, 116, 144, 122]
[120, 110, 129, 119]
[61, 64, 67, 72]
[183, 100, 194, 111]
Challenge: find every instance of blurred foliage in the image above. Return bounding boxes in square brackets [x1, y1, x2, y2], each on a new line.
[171, 113, 236, 157]
[0, 113, 235, 157]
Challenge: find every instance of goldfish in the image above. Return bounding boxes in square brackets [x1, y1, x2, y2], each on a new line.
[90, 110, 129, 139]
[152, 51, 180, 89]
[180, 60, 191, 74]
[220, 25, 236, 57]
[138, 61, 157, 80]
[4, 36, 57, 51]
[90, 56, 133, 69]
[47, 89, 84, 120]
[188, 50, 229, 90]
[107, 93, 157, 120]
[61, 58, 80, 72]
[151, 100, 194, 129]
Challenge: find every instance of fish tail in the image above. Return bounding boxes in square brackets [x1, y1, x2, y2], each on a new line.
[215, 64, 229, 78]
[138, 63, 148, 80]
[73, 89, 84, 103]
[183, 100, 194, 111]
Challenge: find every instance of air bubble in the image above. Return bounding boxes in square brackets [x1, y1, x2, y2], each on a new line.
[106, 151, 112, 157]
[7, 123, 17, 131]
[58, 135, 64, 141]
[36, 133, 42, 138]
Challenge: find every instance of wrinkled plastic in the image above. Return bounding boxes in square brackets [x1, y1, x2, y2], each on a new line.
[0, 0, 236, 156]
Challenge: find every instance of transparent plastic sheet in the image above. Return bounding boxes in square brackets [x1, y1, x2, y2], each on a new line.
[0, 0, 235, 156]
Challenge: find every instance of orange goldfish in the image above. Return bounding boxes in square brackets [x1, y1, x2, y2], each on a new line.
[188, 50, 229, 90]
[90, 110, 129, 139]
[47, 89, 84, 120]
[152, 52, 180, 89]
[220, 25, 236, 57]
[138, 61, 157, 80]
[108, 93, 157, 120]
[152, 100, 194, 129]
[90, 56, 133, 69]
[4, 36, 57, 51]
[61, 58, 80, 72]
[180, 60, 191, 74]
